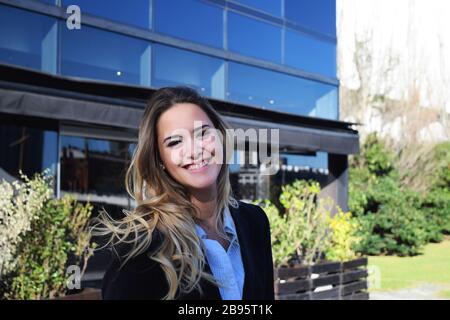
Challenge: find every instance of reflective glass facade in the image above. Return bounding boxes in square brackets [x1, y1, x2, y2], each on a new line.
[0, 0, 341, 279]
[0, 5, 57, 73]
[60, 24, 151, 85]
[62, 0, 151, 29]
[228, 62, 338, 119]
[152, 44, 225, 99]
[0, 1, 337, 116]
[228, 11, 281, 63]
[154, 0, 223, 48]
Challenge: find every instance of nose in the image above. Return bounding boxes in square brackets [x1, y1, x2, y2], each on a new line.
[183, 135, 203, 162]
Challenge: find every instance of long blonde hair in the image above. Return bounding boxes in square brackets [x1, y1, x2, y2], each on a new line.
[91, 86, 238, 299]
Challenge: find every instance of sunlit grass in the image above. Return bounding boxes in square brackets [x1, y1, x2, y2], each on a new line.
[368, 238, 450, 296]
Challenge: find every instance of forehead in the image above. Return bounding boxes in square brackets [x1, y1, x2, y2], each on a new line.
[157, 103, 213, 135]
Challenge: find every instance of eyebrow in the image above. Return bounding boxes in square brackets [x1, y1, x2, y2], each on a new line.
[163, 124, 211, 144]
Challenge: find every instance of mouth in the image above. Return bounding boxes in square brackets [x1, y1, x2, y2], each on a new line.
[182, 158, 212, 171]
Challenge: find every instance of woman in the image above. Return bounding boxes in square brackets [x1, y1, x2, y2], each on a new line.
[94, 86, 274, 300]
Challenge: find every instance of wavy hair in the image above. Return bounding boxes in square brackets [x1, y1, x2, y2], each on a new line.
[91, 86, 238, 299]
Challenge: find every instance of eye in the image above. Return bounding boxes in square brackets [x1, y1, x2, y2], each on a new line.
[197, 128, 211, 139]
[167, 139, 181, 147]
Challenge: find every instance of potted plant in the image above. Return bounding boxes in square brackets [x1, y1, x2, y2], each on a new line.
[256, 179, 369, 300]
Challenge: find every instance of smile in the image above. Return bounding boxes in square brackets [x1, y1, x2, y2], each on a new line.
[183, 159, 211, 171]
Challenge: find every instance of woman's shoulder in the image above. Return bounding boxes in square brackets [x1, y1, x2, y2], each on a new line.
[101, 231, 168, 299]
[233, 200, 270, 228]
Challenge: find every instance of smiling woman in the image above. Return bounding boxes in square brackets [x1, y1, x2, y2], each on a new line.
[92, 86, 274, 300]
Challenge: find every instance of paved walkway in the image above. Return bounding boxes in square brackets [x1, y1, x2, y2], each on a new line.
[370, 284, 450, 300]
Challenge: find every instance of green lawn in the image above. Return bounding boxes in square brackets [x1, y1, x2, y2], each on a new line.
[368, 238, 450, 296]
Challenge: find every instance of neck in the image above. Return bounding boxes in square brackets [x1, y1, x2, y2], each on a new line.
[190, 185, 218, 225]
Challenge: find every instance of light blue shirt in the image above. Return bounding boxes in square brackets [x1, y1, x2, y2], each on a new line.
[194, 206, 245, 300]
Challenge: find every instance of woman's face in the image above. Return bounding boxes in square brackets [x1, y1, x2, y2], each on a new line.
[157, 103, 223, 192]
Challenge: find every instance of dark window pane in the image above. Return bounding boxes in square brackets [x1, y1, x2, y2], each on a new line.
[152, 44, 225, 99]
[228, 62, 338, 119]
[285, 29, 336, 78]
[0, 5, 57, 72]
[60, 134, 136, 282]
[228, 12, 281, 63]
[61, 0, 151, 29]
[60, 135, 136, 202]
[154, 0, 223, 48]
[233, 0, 282, 16]
[60, 24, 151, 86]
[228, 149, 329, 203]
[0, 117, 58, 184]
[285, 0, 336, 37]
[269, 152, 329, 201]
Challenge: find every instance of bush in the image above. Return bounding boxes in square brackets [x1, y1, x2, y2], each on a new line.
[325, 208, 360, 262]
[422, 143, 450, 239]
[0, 172, 53, 277]
[0, 172, 95, 300]
[349, 133, 448, 256]
[258, 180, 360, 267]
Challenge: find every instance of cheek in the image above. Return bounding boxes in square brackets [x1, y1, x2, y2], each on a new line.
[162, 148, 184, 167]
[203, 136, 223, 163]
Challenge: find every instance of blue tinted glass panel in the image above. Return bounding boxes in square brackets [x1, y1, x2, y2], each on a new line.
[152, 44, 225, 99]
[33, 0, 56, 4]
[228, 12, 281, 63]
[228, 62, 338, 119]
[0, 5, 57, 73]
[61, 24, 151, 86]
[285, 29, 336, 78]
[61, 0, 150, 29]
[283, 152, 328, 170]
[233, 0, 281, 16]
[285, 0, 336, 37]
[154, 0, 223, 48]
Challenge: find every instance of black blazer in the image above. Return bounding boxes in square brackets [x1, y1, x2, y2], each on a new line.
[101, 201, 274, 300]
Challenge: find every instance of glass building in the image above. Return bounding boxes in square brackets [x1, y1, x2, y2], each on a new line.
[0, 0, 359, 286]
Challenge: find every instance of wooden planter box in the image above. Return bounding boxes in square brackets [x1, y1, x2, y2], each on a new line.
[49, 258, 369, 300]
[274, 257, 369, 300]
[53, 288, 102, 300]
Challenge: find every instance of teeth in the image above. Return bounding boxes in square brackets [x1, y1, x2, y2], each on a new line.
[186, 160, 209, 170]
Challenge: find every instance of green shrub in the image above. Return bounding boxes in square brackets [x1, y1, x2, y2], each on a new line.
[0, 172, 53, 277]
[325, 208, 360, 262]
[258, 179, 360, 267]
[349, 134, 447, 256]
[258, 180, 332, 266]
[0, 172, 95, 300]
[421, 143, 450, 239]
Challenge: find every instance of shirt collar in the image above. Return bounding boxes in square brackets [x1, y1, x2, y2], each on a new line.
[194, 205, 237, 240]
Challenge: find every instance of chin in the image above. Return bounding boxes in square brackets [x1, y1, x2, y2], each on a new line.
[185, 177, 218, 190]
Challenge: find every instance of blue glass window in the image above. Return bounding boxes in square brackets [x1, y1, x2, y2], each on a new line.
[152, 44, 225, 99]
[233, 0, 282, 17]
[154, 0, 223, 48]
[0, 5, 57, 73]
[32, 0, 56, 4]
[227, 62, 338, 119]
[61, 0, 151, 29]
[228, 11, 281, 63]
[283, 152, 328, 170]
[285, 29, 336, 78]
[285, 0, 336, 37]
[60, 24, 151, 86]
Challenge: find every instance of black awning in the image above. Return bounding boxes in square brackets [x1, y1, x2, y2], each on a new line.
[0, 63, 360, 155]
